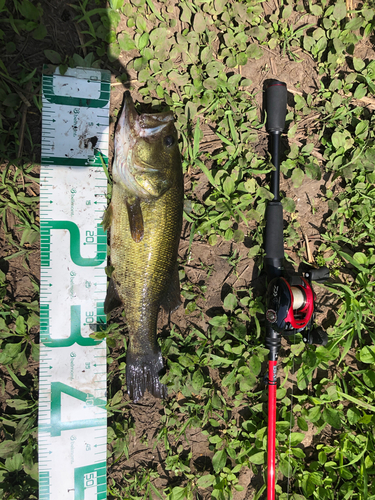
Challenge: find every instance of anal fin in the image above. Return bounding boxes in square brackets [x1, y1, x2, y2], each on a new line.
[104, 277, 122, 314]
[126, 197, 144, 243]
[160, 262, 182, 313]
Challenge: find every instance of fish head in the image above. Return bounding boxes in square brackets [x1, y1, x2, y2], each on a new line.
[114, 93, 182, 199]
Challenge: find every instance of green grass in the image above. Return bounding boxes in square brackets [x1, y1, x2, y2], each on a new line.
[1, 0, 375, 499]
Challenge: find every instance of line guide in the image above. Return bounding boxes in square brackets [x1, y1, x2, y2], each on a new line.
[39, 67, 110, 500]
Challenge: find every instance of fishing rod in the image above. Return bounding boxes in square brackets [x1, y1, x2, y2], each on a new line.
[264, 80, 330, 500]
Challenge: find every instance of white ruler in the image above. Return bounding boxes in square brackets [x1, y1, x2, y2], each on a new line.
[39, 67, 110, 500]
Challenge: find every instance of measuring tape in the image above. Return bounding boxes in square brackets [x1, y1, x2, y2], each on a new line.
[39, 67, 110, 500]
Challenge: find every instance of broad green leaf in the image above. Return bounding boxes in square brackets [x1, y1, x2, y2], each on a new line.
[347, 407, 361, 425]
[226, 56, 236, 68]
[214, 0, 226, 14]
[197, 474, 215, 488]
[359, 346, 375, 363]
[192, 370, 204, 393]
[107, 42, 121, 61]
[306, 162, 321, 180]
[44, 49, 61, 64]
[302, 472, 316, 497]
[331, 92, 342, 108]
[332, 2, 346, 21]
[236, 52, 247, 66]
[355, 120, 369, 137]
[292, 447, 306, 459]
[168, 71, 190, 86]
[209, 315, 228, 327]
[133, 56, 147, 72]
[201, 47, 212, 64]
[150, 27, 168, 46]
[223, 176, 235, 196]
[248, 244, 260, 258]
[291, 168, 304, 188]
[170, 486, 187, 500]
[322, 406, 342, 429]
[257, 186, 273, 200]
[203, 77, 218, 90]
[247, 43, 263, 59]
[353, 252, 367, 265]
[297, 417, 308, 431]
[223, 293, 237, 311]
[109, 0, 123, 8]
[346, 16, 364, 30]
[281, 197, 296, 213]
[354, 84, 367, 99]
[15, 315, 26, 335]
[33, 23, 47, 40]
[0, 440, 21, 459]
[310, 4, 322, 15]
[289, 432, 305, 446]
[249, 355, 261, 376]
[5, 453, 23, 472]
[180, 3, 191, 23]
[279, 458, 293, 477]
[0, 342, 22, 364]
[353, 57, 366, 72]
[138, 32, 149, 51]
[248, 451, 266, 465]
[118, 32, 136, 51]
[193, 12, 206, 33]
[331, 131, 346, 149]
[135, 15, 147, 32]
[19, 0, 41, 20]
[233, 229, 244, 243]
[212, 449, 227, 472]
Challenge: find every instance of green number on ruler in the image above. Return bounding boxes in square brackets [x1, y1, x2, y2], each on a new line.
[50, 382, 106, 437]
[74, 463, 107, 500]
[42, 305, 102, 347]
[40, 221, 106, 267]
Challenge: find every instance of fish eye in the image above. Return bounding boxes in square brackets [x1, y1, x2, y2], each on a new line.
[164, 135, 175, 147]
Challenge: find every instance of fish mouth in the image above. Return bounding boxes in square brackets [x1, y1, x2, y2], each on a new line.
[116, 92, 174, 144]
[113, 93, 175, 198]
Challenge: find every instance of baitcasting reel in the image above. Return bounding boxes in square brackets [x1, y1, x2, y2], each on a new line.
[265, 266, 329, 345]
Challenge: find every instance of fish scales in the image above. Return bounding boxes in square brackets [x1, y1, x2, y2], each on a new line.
[104, 92, 183, 402]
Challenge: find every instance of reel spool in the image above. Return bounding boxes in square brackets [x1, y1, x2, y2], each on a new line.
[265, 276, 315, 333]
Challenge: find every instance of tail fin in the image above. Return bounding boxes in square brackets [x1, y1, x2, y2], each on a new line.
[126, 348, 167, 402]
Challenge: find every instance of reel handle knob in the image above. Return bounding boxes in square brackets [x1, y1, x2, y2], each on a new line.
[305, 266, 330, 283]
[304, 326, 328, 346]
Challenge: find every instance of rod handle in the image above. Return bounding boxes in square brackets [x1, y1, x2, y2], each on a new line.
[264, 201, 284, 279]
[266, 80, 287, 133]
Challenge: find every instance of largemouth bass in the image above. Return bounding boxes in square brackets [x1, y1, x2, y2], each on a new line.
[103, 93, 183, 402]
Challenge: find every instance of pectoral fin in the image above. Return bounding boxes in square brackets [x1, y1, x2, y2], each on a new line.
[104, 277, 123, 314]
[134, 171, 171, 198]
[126, 197, 144, 243]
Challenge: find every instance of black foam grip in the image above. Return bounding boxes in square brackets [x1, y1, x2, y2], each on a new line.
[266, 80, 287, 133]
[265, 201, 284, 260]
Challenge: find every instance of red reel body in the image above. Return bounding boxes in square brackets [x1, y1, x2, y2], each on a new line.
[265, 276, 316, 333]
